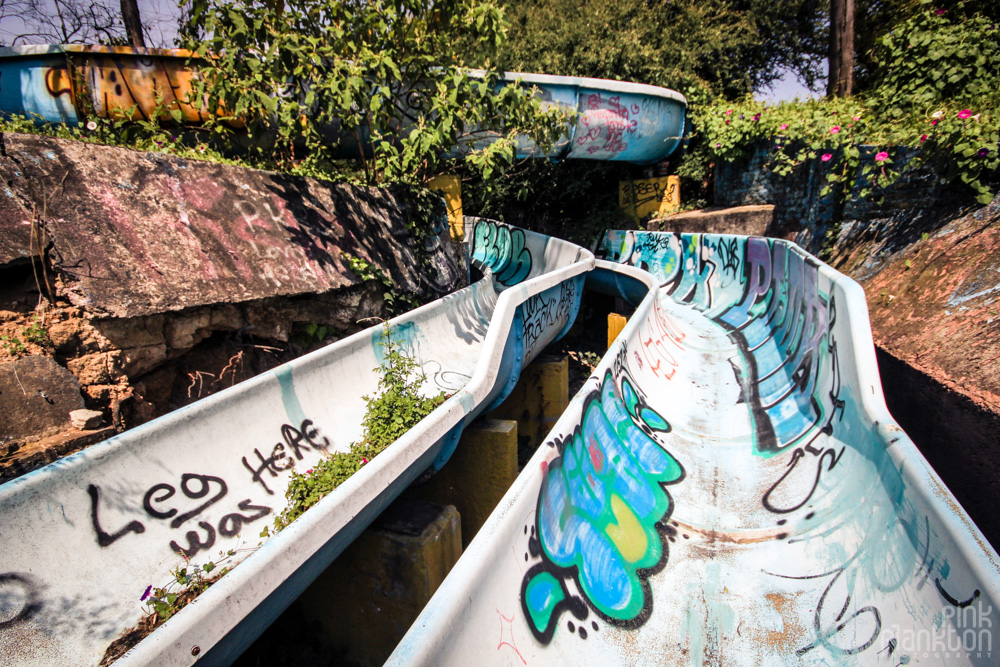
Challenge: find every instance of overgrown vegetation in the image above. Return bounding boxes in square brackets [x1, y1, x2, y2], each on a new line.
[177, 0, 570, 185]
[696, 2, 999, 204]
[270, 323, 447, 532]
[99, 549, 240, 665]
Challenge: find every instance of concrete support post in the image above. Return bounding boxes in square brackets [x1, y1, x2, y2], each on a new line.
[608, 313, 627, 349]
[406, 418, 518, 549]
[293, 499, 462, 665]
[488, 354, 569, 458]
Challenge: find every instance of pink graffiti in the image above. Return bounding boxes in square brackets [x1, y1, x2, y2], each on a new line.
[639, 299, 686, 380]
[576, 93, 642, 155]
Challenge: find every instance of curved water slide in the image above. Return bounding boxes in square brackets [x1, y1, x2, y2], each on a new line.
[0, 222, 591, 665]
[0, 45, 686, 164]
[390, 230, 1000, 665]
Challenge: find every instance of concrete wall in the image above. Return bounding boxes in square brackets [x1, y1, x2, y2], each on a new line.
[0, 131, 466, 479]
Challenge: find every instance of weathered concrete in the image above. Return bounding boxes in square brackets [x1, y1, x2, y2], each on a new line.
[405, 418, 518, 549]
[648, 204, 775, 237]
[0, 132, 462, 318]
[292, 500, 462, 666]
[487, 354, 569, 462]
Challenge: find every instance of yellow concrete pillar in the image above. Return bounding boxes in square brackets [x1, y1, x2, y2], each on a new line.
[618, 175, 680, 222]
[608, 313, 627, 349]
[426, 174, 464, 241]
[488, 354, 569, 459]
[406, 418, 517, 549]
[293, 500, 462, 665]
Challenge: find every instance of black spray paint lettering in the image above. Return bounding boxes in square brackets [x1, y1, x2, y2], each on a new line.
[171, 500, 272, 557]
[88, 483, 145, 547]
[242, 419, 330, 494]
[142, 474, 228, 529]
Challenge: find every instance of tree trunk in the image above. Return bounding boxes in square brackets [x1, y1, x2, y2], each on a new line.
[827, 0, 854, 97]
[121, 0, 146, 48]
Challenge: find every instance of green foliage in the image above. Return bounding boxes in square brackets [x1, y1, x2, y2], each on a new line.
[1, 334, 26, 356]
[463, 160, 635, 246]
[866, 1, 1000, 116]
[343, 252, 420, 316]
[272, 323, 446, 532]
[179, 0, 570, 185]
[697, 6, 1000, 207]
[21, 317, 51, 347]
[141, 549, 236, 624]
[493, 0, 827, 102]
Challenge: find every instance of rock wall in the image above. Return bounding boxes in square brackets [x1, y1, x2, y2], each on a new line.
[714, 142, 967, 252]
[0, 132, 466, 480]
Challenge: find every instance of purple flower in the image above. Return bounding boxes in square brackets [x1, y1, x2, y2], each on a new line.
[958, 109, 972, 119]
[875, 151, 889, 162]
[821, 153, 833, 162]
[739, 114, 744, 119]
[715, 142, 721, 148]
[979, 148, 991, 157]
[141, 585, 152, 602]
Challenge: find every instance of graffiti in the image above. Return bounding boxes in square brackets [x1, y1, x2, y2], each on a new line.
[521, 370, 683, 643]
[471, 221, 533, 287]
[713, 236, 741, 278]
[242, 419, 331, 495]
[86, 418, 326, 556]
[637, 299, 685, 380]
[575, 93, 641, 156]
[89, 473, 272, 558]
[521, 279, 577, 358]
[0, 573, 42, 630]
[618, 177, 679, 222]
[715, 238, 843, 456]
[88, 484, 145, 547]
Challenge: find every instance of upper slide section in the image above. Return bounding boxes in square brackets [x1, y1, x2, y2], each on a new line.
[0, 45, 687, 165]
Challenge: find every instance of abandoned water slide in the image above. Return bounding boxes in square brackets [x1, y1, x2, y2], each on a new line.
[389, 230, 1000, 666]
[0, 45, 687, 165]
[0, 222, 590, 666]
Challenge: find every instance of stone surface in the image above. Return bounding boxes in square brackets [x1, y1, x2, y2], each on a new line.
[648, 204, 775, 237]
[0, 355, 85, 444]
[69, 408, 103, 430]
[405, 418, 518, 549]
[0, 132, 464, 318]
[291, 499, 462, 665]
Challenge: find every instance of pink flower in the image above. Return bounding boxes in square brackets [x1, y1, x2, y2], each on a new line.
[821, 153, 833, 162]
[361, 457, 368, 465]
[875, 151, 889, 162]
[726, 109, 733, 116]
[936, 8, 945, 15]
[852, 116, 860, 121]
[725, 120, 731, 124]
[779, 123, 788, 130]
[957, 109, 971, 119]
[931, 119, 938, 125]
[920, 134, 928, 142]
[830, 126, 840, 134]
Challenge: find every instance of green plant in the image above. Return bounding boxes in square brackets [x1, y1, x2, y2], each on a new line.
[179, 0, 570, 186]
[343, 252, 421, 317]
[1, 334, 26, 356]
[21, 317, 51, 347]
[271, 323, 447, 532]
[100, 549, 240, 665]
[696, 3, 999, 206]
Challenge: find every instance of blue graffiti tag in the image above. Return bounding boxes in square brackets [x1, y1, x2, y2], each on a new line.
[521, 370, 683, 642]
[471, 221, 532, 286]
